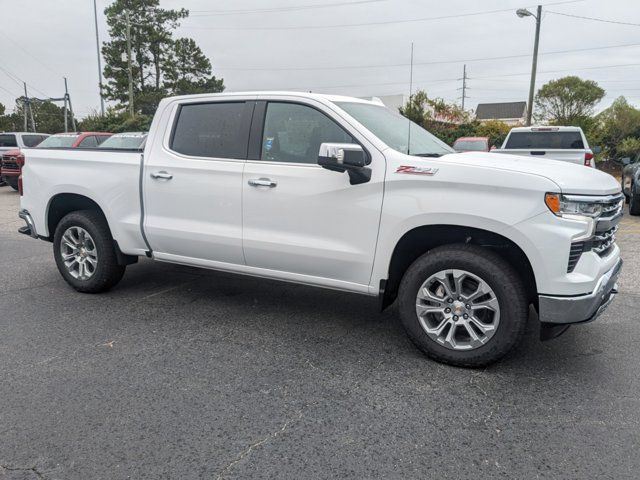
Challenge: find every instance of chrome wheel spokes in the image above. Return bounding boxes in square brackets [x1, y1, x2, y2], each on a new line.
[416, 269, 500, 351]
[60, 226, 98, 281]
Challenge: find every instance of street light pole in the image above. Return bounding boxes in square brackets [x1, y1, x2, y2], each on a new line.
[92, 0, 105, 116]
[518, 5, 542, 126]
[125, 10, 135, 117]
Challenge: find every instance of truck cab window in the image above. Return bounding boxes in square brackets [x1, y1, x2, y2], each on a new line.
[171, 102, 247, 159]
[261, 102, 354, 164]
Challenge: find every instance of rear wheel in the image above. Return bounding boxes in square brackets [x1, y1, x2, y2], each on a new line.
[53, 210, 125, 293]
[397, 244, 528, 367]
[6, 176, 18, 191]
[630, 183, 640, 216]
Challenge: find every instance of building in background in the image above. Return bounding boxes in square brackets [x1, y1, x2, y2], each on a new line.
[475, 101, 527, 126]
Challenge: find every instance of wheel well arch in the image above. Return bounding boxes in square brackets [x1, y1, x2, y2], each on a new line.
[381, 225, 537, 310]
[45, 193, 107, 241]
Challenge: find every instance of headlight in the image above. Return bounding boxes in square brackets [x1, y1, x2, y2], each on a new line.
[544, 193, 603, 218]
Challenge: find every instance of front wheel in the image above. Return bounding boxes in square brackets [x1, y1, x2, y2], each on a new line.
[53, 210, 126, 293]
[397, 244, 528, 367]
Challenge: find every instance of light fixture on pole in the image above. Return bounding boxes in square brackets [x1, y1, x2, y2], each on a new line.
[517, 5, 542, 126]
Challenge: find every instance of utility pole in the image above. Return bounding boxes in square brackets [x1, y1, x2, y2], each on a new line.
[93, 0, 105, 116]
[125, 10, 135, 117]
[64, 77, 77, 131]
[518, 5, 542, 126]
[23, 83, 28, 132]
[460, 64, 468, 111]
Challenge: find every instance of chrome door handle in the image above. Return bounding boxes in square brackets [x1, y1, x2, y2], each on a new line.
[150, 171, 173, 180]
[248, 178, 277, 188]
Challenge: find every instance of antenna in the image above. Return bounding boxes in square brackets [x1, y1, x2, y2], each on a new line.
[407, 41, 414, 155]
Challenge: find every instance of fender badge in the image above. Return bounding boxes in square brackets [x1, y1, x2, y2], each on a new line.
[396, 165, 439, 176]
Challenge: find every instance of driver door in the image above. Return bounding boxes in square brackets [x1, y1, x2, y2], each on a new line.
[242, 99, 385, 289]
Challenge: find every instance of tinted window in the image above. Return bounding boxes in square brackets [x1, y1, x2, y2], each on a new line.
[171, 102, 247, 159]
[96, 135, 110, 145]
[22, 135, 48, 147]
[78, 136, 99, 148]
[261, 102, 354, 164]
[37, 135, 79, 148]
[0, 134, 17, 147]
[99, 133, 147, 149]
[505, 131, 584, 149]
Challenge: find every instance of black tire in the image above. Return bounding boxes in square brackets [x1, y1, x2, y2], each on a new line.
[53, 210, 126, 293]
[6, 176, 18, 191]
[630, 184, 640, 216]
[397, 244, 528, 368]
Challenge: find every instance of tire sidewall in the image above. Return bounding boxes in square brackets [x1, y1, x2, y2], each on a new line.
[398, 246, 526, 366]
[53, 212, 113, 291]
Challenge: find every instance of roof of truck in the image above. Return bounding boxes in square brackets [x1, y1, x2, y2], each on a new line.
[509, 126, 584, 132]
[165, 91, 380, 105]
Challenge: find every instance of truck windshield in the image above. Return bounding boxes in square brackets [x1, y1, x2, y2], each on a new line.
[335, 102, 454, 157]
[37, 135, 79, 148]
[505, 131, 584, 149]
[453, 140, 488, 152]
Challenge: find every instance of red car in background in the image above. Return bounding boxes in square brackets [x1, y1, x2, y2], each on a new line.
[1, 132, 112, 191]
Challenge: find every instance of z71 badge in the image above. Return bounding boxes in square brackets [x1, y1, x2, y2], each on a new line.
[396, 165, 439, 176]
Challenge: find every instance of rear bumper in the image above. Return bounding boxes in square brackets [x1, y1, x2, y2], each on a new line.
[18, 209, 38, 239]
[538, 258, 622, 324]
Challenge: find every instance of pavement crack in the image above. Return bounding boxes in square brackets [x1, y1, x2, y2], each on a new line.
[215, 411, 302, 480]
[0, 464, 46, 479]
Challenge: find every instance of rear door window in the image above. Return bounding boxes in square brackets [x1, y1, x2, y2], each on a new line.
[78, 135, 99, 148]
[505, 132, 584, 149]
[170, 102, 250, 159]
[0, 134, 17, 147]
[22, 135, 48, 147]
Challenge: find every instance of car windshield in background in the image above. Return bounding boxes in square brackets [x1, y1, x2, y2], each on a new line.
[99, 133, 147, 149]
[335, 102, 454, 157]
[454, 140, 487, 152]
[505, 131, 584, 149]
[37, 135, 79, 148]
[0, 134, 17, 147]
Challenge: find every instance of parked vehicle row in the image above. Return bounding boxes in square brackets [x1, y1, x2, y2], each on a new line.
[17, 91, 623, 367]
[1, 131, 147, 191]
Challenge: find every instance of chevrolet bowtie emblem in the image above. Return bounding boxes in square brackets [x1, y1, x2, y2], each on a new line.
[396, 165, 439, 176]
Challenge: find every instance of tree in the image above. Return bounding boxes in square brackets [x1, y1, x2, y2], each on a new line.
[617, 137, 640, 158]
[79, 108, 152, 133]
[101, 0, 223, 115]
[476, 120, 512, 148]
[399, 91, 430, 124]
[590, 97, 640, 158]
[164, 38, 224, 95]
[534, 76, 605, 127]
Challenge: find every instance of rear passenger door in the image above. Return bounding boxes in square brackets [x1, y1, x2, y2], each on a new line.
[143, 98, 255, 266]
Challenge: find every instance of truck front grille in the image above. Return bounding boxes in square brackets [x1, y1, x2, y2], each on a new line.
[1, 155, 19, 171]
[567, 242, 585, 273]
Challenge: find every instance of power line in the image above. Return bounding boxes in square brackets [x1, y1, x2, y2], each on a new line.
[0, 31, 59, 76]
[0, 65, 51, 98]
[183, 0, 584, 31]
[190, 0, 387, 16]
[217, 41, 640, 71]
[547, 11, 640, 27]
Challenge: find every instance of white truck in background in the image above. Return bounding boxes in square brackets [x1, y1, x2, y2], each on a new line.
[17, 92, 623, 367]
[494, 126, 598, 168]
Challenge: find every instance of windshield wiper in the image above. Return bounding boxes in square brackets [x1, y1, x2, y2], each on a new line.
[413, 153, 444, 158]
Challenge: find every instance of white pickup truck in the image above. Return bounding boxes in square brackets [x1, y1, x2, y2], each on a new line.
[494, 126, 597, 168]
[17, 92, 623, 367]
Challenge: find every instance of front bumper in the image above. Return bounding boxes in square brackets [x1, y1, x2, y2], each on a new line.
[538, 258, 622, 324]
[18, 209, 38, 239]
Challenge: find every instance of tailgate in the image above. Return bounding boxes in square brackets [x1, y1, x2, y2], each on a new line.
[497, 149, 585, 165]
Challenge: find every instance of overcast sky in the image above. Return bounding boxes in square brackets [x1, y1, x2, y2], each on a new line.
[1, 0, 638, 119]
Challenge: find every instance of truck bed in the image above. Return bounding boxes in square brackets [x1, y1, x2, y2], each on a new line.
[20, 147, 148, 256]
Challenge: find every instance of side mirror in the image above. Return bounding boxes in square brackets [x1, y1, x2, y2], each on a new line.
[592, 146, 602, 154]
[318, 143, 371, 185]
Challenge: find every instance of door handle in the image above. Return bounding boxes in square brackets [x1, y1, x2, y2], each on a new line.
[150, 171, 173, 180]
[248, 178, 277, 188]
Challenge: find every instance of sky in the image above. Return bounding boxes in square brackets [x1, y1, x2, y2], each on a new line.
[0, 0, 638, 120]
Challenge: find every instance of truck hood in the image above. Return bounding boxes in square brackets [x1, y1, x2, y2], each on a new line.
[436, 152, 620, 195]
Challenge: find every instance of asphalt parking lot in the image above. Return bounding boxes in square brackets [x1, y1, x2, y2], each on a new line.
[1, 186, 639, 480]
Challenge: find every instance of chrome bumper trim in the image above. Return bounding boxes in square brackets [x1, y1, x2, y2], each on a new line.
[538, 258, 622, 324]
[18, 209, 38, 239]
